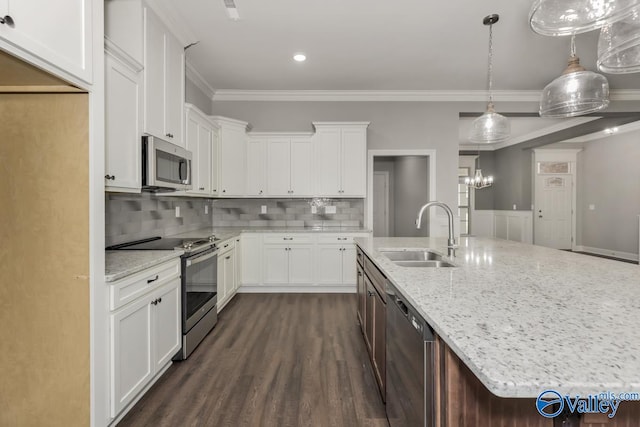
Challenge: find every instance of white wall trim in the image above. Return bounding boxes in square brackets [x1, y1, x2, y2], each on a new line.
[573, 246, 639, 263]
[186, 61, 216, 100]
[211, 89, 640, 103]
[366, 149, 438, 237]
[471, 210, 533, 244]
[238, 286, 356, 293]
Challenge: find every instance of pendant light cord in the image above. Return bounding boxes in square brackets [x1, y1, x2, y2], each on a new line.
[570, 33, 577, 58]
[487, 22, 494, 106]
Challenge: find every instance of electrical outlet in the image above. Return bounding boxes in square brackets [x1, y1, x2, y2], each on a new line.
[205, 205, 209, 214]
[261, 205, 267, 214]
[512, 204, 517, 210]
[589, 204, 595, 211]
[175, 206, 181, 217]
[325, 205, 337, 214]
[311, 205, 317, 214]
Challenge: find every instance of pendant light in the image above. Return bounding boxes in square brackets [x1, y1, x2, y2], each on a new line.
[598, 6, 640, 73]
[539, 35, 610, 117]
[464, 152, 493, 190]
[529, 0, 640, 36]
[469, 14, 510, 144]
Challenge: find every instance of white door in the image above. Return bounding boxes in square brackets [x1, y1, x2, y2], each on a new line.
[143, 7, 165, 139]
[341, 128, 367, 196]
[110, 296, 153, 417]
[372, 171, 389, 237]
[341, 246, 358, 284]
[246, 138, 267, 196]
[152, 280, 181, 370]
[314, 128, 341, 196]
[290, 137, 314, 196]
[288, 245, 314, 284]
[316, 245, 343, 284]
[263, 246, 289, 284]
[266, 138, 290, 196]
[535, 174, 573, 249]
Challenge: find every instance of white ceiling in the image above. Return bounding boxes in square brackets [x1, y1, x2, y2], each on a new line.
[171, 0, 640, 91]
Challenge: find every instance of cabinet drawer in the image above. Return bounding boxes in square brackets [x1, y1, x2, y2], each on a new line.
[110, 259, 181, 311]
[356, 247, 364, 267]
[218, 238, 236, 255]
[317, 233, 368, 245]
[364, 257, 387, 302]
[263, 234, 314, 244]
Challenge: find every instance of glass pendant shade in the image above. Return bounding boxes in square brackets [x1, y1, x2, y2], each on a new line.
[598, 8, 640, 73]
[469, 103, 511, 144]
[540, 37, 610, 118]
[530, 0, 640, 36]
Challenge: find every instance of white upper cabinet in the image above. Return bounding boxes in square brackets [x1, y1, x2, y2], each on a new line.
[313, 122, 369, 197]
[289, 137, 314, 196]
[246, 138, 267, 196]
[266, 138, 291, 196]
[143, 7, 184, 147]
[210, 116, 249, 197]
[0, 0, 92, 85]
[185, 104, 216, 196]
[104, 46, 143, 192]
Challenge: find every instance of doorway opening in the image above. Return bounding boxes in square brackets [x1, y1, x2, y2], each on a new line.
[367, 150, 437, 237]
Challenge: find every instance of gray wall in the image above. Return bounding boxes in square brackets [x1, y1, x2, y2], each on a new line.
[577, 130, 640, 255]
[394, 157, 430, 237]
[186, 78, 212, 115]
[492, 145, 534, 211]
[211, 101, 462, 218]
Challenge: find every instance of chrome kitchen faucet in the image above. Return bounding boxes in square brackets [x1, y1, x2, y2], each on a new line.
[416, 201, 457, 257]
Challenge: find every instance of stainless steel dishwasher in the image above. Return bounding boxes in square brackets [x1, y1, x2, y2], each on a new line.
[386, 281, 436, 427]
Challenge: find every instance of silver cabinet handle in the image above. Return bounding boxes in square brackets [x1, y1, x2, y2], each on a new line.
[0, 15, 14, 26]
[147, 275, 159, 284]
[337, 237, 347, 241]
[199, 187, 205, 191]
[283, 237, 293, 241]
[151, 299, 158, 306]
[225, 256, 231, 260]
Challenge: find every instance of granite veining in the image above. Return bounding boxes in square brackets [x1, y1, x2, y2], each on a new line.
[355, 236, 640, 398]
[105, 250, 184, 282]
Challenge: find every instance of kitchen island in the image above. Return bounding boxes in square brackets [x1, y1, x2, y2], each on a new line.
[355, 236, 640, 425]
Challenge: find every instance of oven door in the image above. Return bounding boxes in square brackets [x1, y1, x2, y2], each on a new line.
[183, 248, 218, 332]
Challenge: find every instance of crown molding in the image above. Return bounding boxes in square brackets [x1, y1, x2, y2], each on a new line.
[104, 37, 144, 72]
[186, 61, 216, 100]
[211, 89, 640, 102]
[212, 89, 542, 102]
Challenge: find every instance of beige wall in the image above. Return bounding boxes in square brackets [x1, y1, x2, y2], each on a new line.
[0, 93, 90, 426]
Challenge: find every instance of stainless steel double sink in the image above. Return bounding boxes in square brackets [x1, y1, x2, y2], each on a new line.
[379, 249, 456, 268]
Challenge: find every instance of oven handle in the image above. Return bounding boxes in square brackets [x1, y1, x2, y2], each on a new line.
[186, 250, 218, 267]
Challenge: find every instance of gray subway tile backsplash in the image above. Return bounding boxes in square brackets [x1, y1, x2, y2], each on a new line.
[105, 194, 364, 246]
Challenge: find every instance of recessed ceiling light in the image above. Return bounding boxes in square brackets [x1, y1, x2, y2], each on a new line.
[293, 53, 306, 62]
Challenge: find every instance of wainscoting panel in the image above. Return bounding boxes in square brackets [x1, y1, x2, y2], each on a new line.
[471, 210, 533, 244]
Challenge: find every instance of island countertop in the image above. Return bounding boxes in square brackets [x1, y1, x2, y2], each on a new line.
[355, 236, 640, 399]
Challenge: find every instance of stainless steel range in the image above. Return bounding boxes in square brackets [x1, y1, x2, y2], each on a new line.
[107, 235, 220, 360]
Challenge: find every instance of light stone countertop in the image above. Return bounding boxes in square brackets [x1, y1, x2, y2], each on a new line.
[105, 250, 184, 282]
[355, 236, 640, 398]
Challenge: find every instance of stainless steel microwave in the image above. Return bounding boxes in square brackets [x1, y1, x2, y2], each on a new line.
[142, 135, 192, 191]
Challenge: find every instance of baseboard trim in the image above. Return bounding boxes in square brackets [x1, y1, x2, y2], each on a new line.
[573, 245, 639, 262]
[238, 285, 356, 293]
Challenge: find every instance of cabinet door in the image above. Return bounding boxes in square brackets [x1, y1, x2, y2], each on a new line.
[211, 127, 219, 195]
[234, 238, 241, 291]
[143, 7, 165, 139]
[164, 34, 184, 146]
[356, 263, 365, 329]
[290, 137, 313, 196]
[372, 290, 386, 396]
[217, 255, 227, 303]
[288, 245, 314, 284]
[241, 234, 263, 285]
[110, 296, 153, 417]
[185, 114, 206, 194]
[263, 246, 289, 284]
[152, 279, 181, 370]
[105, 54, 141, 191]
[364, 277, 374, 355]
[197, 125, 213, 193]
[0, 0, 92, 83]
[340, 128, 367, 196]
[266, 138, 291, 196]
[341, 246, 358, 285]
[314, 128, 341, 196]
[246, 138, 267, 196]
[223, 251, 235, 299]
[219, 127, 246, 196]
[316, 245, 343, 284]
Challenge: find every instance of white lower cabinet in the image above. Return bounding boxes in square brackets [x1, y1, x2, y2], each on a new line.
[241, 233, 263, 284]
[317, 237, 363, 286]
[217, 238, 237, 312]
[109, 261, 181, 418]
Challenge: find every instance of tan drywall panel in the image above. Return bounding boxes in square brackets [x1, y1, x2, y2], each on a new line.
[0, 49, 81, 91]
[0, 93, 90, 426]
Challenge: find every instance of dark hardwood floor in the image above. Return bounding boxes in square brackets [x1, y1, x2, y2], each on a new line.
[118, 293, 388, 427]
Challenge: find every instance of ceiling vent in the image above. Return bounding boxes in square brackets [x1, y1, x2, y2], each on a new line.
[223, 0, 240, 20]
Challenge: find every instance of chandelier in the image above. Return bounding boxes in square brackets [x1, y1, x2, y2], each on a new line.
[464, 154, 493, 190]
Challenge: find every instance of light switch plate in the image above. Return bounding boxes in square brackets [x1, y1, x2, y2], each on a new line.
[325, 205, 337, 214]
[205, 205, 209, 214]
[311, 205, 317, 214]
[261, 205, 267, 214]
[175, 206, 181, 217]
